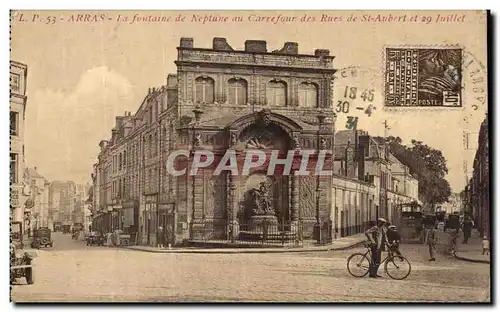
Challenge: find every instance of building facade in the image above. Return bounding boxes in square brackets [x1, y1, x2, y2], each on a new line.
[10, 61, 29, 231]
[49, 181, 76, 229]
[465, 116, 489, 237]
[25, 168, 51, 231]
[332, 130, 420, 237]
[93, 37, 337, 245]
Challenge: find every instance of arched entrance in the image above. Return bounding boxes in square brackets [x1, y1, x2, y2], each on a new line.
[233, 122, 292, 226]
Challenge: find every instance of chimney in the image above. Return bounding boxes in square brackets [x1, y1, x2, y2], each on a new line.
[280, 42, 299, 54]
[314, 49, 330, 57]
[180, 37, 194, 48]
[212, 37, 234, 51]
[167, 74, 178, 88]
[116, 117, 124, 129]
[357, 135, 370, 181]
[245, 40, 267, 53]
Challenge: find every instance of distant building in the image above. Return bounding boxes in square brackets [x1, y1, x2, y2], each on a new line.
[10, 61, 28, 231]
[332, 130, 420, 236]
[465, 116, 489, 237]
[439, 193, 462, 215]
[49, 181, 76, 227]
[25, 167, 50, 230]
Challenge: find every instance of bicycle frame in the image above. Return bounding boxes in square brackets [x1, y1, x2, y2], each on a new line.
[364, 244, 396, 266]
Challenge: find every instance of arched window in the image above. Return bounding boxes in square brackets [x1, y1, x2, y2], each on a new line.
[228, 78, 247, 105]
[195, 77, 215, 104]
[266, 80, 287, 106]
[299, 82, 318, 108]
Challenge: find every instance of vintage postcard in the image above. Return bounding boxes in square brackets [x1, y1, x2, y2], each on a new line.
[9, 10, 490, 302]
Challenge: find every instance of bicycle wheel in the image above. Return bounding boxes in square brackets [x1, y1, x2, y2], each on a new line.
[384, 255, 411, 280]
[347, 253, 371, 277]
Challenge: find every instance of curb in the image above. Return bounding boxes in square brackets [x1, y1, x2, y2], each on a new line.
[121, 240, 365, 254]
[454, 253, 490, 264]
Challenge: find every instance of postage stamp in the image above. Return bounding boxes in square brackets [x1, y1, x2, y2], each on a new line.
[384, 47, 463, 108]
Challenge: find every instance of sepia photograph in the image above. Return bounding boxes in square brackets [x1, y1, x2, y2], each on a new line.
[9, 9, 490, 303]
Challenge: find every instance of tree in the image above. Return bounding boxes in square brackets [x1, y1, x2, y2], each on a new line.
[377, 136, 451, 207]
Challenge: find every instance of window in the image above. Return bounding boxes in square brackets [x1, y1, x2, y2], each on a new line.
[148, 135, 153, 158]
[195, 77, 215, 104]
[10, 111, 19, 136]
[10, 73, 19, 93]
[266, 80, 287, 106]
[228, 78, 247, 105]
[10, 153, 17, 183]
[299, 82, 318, 108]
[153, 133, 158, 156]
[123, 153, 127, 169]
[148, 169, 152, 192]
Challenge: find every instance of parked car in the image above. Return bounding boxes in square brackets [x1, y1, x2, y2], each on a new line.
[86, 232, 104, 246]
[31, 227, 54, 248]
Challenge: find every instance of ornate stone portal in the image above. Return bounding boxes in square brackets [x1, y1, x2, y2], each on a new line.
[187, 109, 333, 242]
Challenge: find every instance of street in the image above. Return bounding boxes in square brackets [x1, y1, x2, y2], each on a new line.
[11, 232, 490, 302]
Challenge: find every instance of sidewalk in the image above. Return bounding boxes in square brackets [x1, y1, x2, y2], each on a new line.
[436, 229, 490, 264]
[122, 233, 366, 254]
[454, 230, 490, 264]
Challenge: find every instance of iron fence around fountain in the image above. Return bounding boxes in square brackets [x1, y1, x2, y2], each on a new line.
[188, 219, 305, 248]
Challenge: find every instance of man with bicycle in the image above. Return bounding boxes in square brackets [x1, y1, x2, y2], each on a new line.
[365, 218, 388, 278]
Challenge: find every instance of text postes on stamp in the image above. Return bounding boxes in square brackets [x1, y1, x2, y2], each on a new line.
[384, 48, 462, 108]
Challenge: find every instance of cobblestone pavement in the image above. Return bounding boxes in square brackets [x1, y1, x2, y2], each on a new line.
[11, 233, 490, 302]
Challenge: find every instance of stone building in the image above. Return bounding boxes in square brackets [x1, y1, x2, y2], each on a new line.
[92, 37, 337, 245]
[25, 167, 51, 230]
[10, 61, 29, 231]
[466, 116, 489, 237]
[49, 181, 76, 228]
[332, 130, 420, 237]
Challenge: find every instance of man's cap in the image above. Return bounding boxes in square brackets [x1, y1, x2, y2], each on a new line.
[388, 225, 396, 229]
[377, 218, 387, 223]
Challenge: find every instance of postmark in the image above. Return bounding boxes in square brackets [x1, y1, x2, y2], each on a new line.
[384, 47, 463, 108]
[333, 66, 381, 131]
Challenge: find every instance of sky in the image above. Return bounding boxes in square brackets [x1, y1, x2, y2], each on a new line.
[10, 10, 487, 192]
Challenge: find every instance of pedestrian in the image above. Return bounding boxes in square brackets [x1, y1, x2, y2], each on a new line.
[462, 216, 473, 244]
[482, 236, 490, 255]
[387, 225, 403, 260]
[166, 224, 174, 249]
[157, 225, 164, 248]
[365, 218, 388, 278]
[448, 229, 459, 255]
[425, 224, 437, 261]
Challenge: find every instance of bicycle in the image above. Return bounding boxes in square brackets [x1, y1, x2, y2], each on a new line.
[346, 241, 412, 280]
